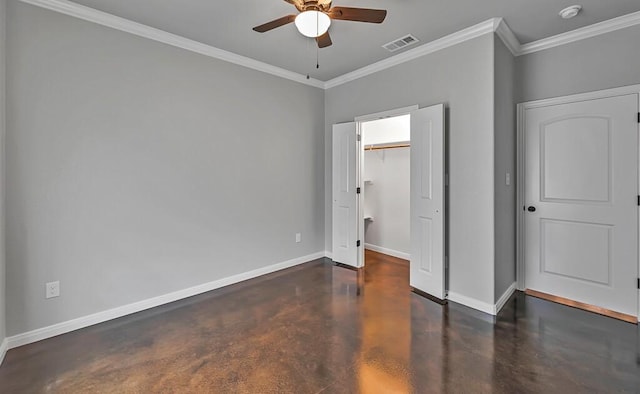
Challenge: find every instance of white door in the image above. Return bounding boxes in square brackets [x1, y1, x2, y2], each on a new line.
[410, 104, 446, 300]
[332, 122, 360, 268]
[524, 94, 638, 317]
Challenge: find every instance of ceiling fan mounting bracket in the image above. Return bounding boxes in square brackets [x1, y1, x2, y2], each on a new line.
[287, 0, 333, 13]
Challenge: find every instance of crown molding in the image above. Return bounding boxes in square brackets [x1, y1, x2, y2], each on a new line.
[324, 18, 499, 89]
[494, 18, 522, 56]
[19, 0, 325, 89]
[519, 10, 640, 55]
[17, 0, 640, 90]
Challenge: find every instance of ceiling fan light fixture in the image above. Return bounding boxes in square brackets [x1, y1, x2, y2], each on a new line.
[295, 10, 331, 38]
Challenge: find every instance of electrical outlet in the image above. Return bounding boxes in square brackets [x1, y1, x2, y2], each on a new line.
[46, 281, 60, 299]
[295, 233, 301, 243]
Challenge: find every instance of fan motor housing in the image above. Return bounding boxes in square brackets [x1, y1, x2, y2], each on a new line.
[291, 0, 332, 12]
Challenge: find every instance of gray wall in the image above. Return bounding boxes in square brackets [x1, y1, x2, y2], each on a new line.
[0, 0, 6, 345]
[493, 36, 516, 301]
[517, 24, 640, 102]
[326, 34, 497, 305]
[6, 1, 325, 335]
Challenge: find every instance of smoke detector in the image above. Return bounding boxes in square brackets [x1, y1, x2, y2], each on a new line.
[559, 5, 582, 19]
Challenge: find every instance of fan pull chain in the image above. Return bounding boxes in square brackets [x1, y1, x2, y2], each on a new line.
[306, 12, 320, 80]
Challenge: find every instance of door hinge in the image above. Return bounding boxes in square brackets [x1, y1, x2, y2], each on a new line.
[637, 112, 640, 123]
[356, 134, 361, 142]
[637, 278, 640, 289]
[637, 195, 640, 206]
[357, 187, 361, 194]
[357, 240, 361, 247]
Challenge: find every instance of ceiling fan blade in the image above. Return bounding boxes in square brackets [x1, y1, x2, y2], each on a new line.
[329, 7, 387, 23]
[316, 31, 332, 48]
[253, 15, 297, 33]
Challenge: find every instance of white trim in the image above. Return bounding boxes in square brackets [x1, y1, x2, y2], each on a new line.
[447, 292, 495, 315]
[495, 282, 517, 314]
[516, 102, 526, 290]
[448, 282, 517, 316]
[494, 18, 521, 56]
[519, 11, 640, 55]
[355, 105, 419, 122]
[325, 18, 499, 89]
[364, 243, 410, 261]
[516, 84, 640, 294]
[0, 338, 8, 366]
[6, 251, 325, 350]
[324, 250, 333, 259]
[18, 0, 324, 89]
[518, 84, 640, 109]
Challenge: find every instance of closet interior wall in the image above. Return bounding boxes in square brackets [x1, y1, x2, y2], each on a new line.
[362, 116, 411, 259]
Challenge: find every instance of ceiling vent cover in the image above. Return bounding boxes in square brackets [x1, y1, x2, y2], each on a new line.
[383, 34, 420, 52]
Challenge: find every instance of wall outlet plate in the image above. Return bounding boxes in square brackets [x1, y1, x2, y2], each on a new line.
[295, 233, 301, 243]
[46, 281, 60, 299]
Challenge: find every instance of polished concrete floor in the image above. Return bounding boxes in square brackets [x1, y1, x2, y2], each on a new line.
[1, 250, 639, 393]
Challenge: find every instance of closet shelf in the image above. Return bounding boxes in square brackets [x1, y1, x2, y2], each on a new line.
[365, 142, 410, 151]
[364, 215, 374, 221]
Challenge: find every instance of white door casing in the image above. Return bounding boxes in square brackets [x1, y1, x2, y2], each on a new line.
[522, 93, 639, 317]
[332, 122, 360, 268]
[410, 104, 446, 300]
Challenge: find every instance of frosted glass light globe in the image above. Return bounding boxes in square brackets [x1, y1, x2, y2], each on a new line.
[295, 11, 331, 38]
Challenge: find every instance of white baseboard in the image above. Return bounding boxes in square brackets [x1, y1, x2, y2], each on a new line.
[448, 291, 495, 315]
[324, 250, 333, 259]
[364, 244, 410, 261]
[495, 282, 517, 314]
[448, 282, 517, 316]
[0, 338, 8, 366]
[6, 251, 325, 351]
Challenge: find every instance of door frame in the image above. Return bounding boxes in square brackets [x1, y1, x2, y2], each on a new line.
[516, 84, 640, 320]
[354, 105, 418, 267]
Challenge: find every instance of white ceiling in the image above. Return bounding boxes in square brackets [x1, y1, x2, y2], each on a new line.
[68, 0, 640, 81]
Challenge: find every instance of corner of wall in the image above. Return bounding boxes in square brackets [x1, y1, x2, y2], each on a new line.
[0, 0, 7, 364]
[493, 34, 517, 304]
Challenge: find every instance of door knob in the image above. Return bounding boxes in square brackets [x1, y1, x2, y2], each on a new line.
[527, 206, 536, 212]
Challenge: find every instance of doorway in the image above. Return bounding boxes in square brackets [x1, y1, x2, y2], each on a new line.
[331, 104, 447, 301]
[517, 86, 640, 322]
[360, 114, 411, 264]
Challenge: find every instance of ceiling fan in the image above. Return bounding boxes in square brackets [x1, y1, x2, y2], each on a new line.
[253, 0, 387, 48]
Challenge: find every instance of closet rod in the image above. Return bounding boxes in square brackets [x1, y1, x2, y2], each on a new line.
[365, 143, 410, 151]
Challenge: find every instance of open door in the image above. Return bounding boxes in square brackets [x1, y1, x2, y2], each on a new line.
[410, 104, 446, 301]
[332, 122, 360, 268]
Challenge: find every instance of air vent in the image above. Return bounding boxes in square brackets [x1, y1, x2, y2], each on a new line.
[383, 34, 420, 52]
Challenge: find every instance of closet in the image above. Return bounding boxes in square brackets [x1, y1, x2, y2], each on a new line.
[361, 115, 410, 261]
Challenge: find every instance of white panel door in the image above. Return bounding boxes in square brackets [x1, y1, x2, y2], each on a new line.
[332, 122, 359, 268]
[524, 94, 638, 317]
[410, 104, 445, 300]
